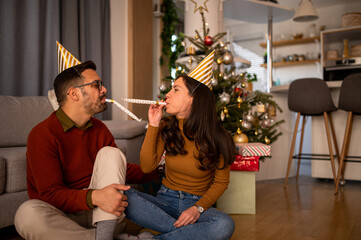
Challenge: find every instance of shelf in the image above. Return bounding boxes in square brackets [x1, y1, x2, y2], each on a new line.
[261, 59, 320, 68]
[259, 37, 320, 48]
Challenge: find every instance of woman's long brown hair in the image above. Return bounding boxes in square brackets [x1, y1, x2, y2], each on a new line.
[161, 74, 235, 170]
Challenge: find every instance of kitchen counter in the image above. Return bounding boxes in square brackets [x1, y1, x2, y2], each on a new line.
[270, 81, 343, 93]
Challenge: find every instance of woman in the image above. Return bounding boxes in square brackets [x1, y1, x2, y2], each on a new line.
[124, 67, 235, 239]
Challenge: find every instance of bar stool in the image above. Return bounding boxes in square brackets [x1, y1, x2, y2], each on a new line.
[284, 78, 339, 187]
[335, 73, 361, 194]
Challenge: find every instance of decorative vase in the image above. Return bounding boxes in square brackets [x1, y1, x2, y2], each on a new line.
[343, 39, 350, 58]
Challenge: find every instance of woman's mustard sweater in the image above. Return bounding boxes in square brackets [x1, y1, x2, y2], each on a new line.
[140, 118, 230, 210]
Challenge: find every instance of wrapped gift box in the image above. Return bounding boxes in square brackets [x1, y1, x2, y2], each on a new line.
[230, 155, 259, 171]
[235, 142, 271, 157]
[217, 171, 256, 214]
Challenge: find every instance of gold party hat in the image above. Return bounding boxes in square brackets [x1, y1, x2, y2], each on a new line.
[57, 41, 81, 73]
[188, 50, 215, 88]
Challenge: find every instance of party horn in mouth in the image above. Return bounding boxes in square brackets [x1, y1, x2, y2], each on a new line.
[122, 98, 167, 105]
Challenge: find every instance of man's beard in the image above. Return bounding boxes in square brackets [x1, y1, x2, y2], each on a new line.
[81, 89, 107, 115]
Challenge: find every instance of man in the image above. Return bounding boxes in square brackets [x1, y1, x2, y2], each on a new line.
[14, 61, 156, 240]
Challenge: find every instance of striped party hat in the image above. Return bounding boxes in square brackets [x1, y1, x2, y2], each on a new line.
[187, 50, 215, 88]
[57, 41, 81, 73]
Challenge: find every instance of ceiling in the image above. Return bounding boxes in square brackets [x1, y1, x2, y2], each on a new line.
[223, 0, 361, 24]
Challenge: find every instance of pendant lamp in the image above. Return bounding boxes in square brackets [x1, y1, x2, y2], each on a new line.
[293, 0, 319, 22]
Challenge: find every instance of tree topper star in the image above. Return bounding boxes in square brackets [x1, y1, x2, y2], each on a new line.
[190, 0, 209, 13]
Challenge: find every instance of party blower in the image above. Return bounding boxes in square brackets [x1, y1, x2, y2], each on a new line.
[105, 98, 167, 122]
[121, 98, 167, 106]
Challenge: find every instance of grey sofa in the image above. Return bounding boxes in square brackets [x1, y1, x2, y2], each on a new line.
[0, 95, 147, 229]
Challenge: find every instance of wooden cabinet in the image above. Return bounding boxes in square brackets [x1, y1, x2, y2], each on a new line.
[321, 26, 361, 65]
[321, 26, 361, 81]
[259, 37, 320, 68]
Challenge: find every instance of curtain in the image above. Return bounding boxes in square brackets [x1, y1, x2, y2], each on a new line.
[0, 0, 111, 119]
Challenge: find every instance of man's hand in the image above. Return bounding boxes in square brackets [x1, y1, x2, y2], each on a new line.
[91, 184, 131, 216]
[174, 206, 200, 228]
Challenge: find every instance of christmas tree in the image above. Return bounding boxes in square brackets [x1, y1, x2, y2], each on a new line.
[159, 6, 284, 145]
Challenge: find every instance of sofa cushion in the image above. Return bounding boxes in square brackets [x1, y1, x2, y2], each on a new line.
[0, 147, 27, 193]
[0, 158, 5, 194]
[0, 96, 53, 147]
[0, 191, 29, 229]
[103, 120, 147, 139]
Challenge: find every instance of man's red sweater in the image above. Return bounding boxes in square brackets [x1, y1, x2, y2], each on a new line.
[27, 112, 155, 213]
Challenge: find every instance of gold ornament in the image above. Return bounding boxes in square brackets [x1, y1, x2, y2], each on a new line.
[191, 0, 209, 13]
[222, 50, 233, 65]
[265, 136, 271, 144]
[237, 96, 243, 108]
[233, 128, 249, 143]
[257, 104, 266, 113]
[245, 82, 253, 92]
[217, 58, 223, 65]
[268, 104, 277, 118]
[187, 45, 195, 55]
[223, 107, 228, 114]
[241, 82, 246, 88]
[237, 96, 243, 103]
[255, 130, 258, 136]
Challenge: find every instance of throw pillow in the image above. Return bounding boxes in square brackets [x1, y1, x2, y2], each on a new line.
[48, 89, 59, 110]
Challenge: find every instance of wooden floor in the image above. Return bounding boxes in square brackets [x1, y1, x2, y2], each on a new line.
[2, 175, 361, 240]
[230, 176, 361, 240]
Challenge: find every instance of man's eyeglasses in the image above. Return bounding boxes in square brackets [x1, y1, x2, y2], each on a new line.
[73, 80, 104, 90]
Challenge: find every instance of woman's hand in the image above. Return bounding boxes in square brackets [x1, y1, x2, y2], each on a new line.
[148, 102, 165, 127]
[174, 206, 200, 228]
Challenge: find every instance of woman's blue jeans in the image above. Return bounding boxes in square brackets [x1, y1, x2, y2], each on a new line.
[124, 185, 235, 240]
